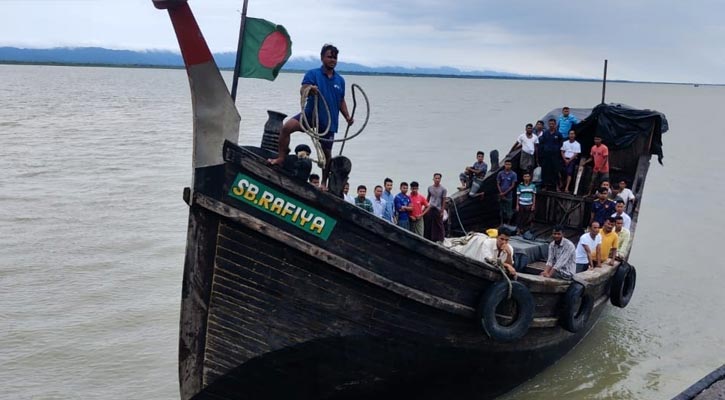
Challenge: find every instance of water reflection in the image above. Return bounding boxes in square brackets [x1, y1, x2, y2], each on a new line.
[500, 310, 662, 399]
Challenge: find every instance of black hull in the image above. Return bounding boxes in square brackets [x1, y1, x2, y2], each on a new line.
[178, 143, 615, 400]
[192, 324, 602, 400]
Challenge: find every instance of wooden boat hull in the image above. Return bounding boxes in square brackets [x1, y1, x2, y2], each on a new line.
[179, 143, 614, 400]
[150, 3, 666, 399]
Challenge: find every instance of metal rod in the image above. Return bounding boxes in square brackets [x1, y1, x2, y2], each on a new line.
[601, 59, 608, 104]
[230, 0, 249, 102]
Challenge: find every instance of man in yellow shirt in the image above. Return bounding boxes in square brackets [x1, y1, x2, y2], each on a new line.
[598, 217, 619, 265]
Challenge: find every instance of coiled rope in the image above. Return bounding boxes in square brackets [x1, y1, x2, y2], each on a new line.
[298, 83, 370, 167]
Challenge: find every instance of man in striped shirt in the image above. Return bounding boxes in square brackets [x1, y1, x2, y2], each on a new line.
[516, 171, 537, 235]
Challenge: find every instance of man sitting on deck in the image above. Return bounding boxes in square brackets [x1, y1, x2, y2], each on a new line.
[458, 151, 488, 191]
[575, 221, 602, 272]
[541, 225, 576, 280]
[598, 217, 619, 266]
[614, 215, 631, 260]
[484, 229, 516, 278]
[442, 228, 517, 278]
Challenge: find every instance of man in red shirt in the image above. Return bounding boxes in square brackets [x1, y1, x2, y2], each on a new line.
[408, 181, 430, 237]
[585, 134, 609, 195]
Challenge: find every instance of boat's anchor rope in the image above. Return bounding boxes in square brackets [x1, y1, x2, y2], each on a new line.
[486, 258, 514, 300]
[449, 196, 468, 236]
[299, 84, 370, 168]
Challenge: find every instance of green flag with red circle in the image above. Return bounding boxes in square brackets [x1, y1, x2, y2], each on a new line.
[239, 17, 292, 81]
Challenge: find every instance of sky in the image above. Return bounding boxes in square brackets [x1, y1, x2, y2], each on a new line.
[1, 0, 724, 84]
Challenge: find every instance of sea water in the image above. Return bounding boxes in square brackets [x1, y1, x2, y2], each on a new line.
[1, 64, 723, 399]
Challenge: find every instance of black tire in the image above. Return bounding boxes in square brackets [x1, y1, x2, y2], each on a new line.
[560, 282, 593, 333]
[610, 263, 637, 308]
[476, 280, 534, 342]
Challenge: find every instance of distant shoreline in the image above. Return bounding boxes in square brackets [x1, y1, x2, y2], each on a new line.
[0, 60, 710, 86]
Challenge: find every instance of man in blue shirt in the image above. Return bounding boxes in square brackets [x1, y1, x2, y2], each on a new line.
[382, 178, 395, 223]
[497, 160, 518, 225]
[590, 187, 616, 226]
[539, 118, 562, 190]
[394, 182, 413, 230]
[557, 106, 580, 139]
[269, 44, 354, 187]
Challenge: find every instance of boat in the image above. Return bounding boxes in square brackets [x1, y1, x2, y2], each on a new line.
[152, 1, 669, 399]
[673, 364, 725, 400]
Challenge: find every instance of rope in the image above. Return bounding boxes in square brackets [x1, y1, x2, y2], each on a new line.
[298, 86, 331, 168]
[337, 84, 370, 155]
[442, 232, 476, 248]
[297, 84, 370, 168]
[448, 196, 468, 236]
[487, 257, 514, 299]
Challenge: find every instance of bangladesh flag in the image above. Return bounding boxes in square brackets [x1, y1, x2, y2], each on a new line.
[239, 17, 292, 81]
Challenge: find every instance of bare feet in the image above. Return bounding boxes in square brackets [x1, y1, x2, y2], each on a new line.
[267, 157, 285, 166]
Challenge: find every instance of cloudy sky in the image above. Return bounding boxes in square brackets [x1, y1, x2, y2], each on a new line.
[2, 0, 724, 83]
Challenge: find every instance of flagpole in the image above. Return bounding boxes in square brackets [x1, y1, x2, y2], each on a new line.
[601, 59, 608, 104]
[230, 0, 249, 102]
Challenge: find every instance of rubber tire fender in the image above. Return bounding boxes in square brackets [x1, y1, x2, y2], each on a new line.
[476, 280, 534, 342]
[610, 262, 637, 308]
[560, 282, 594, 333]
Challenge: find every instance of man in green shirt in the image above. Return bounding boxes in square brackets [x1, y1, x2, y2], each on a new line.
[354, 185, 373, 213]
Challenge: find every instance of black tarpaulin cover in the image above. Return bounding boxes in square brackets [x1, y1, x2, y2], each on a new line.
[542, 103, 669, 164]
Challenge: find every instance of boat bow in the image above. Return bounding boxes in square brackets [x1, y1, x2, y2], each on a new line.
[155, 0, 240, 172]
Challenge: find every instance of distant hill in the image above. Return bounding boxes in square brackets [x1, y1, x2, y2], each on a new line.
[0, 46, 561, 80]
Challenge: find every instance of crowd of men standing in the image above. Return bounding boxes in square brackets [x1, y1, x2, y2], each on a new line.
[330, 174, 449, 242]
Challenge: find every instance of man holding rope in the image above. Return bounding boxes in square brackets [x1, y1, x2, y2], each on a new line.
[269, 44, 354, 188]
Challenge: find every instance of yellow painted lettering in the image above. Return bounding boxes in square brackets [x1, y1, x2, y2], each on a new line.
[243, 184, 259, 201]
[232, 178, 250, 196]
[309, 217, 326, 234]
[291, 206, 302, 222]
[298, 209, 313, 226]
[258, 191, 274, 209]
[270, 198, 285, 214]
[281, 202, 296, 218]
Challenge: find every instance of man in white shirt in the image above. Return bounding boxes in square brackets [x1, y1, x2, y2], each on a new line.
[511, 123, 539, 175]
[482, 229, 516, 278]
[575, 221, 602, 272]
[560, 129, 581, 193]
[615, 179, 637, 210]
[370, 185, 387, 219]
[611, 199, 632, 230]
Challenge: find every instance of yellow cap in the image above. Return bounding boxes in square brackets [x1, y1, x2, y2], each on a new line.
[486, 228, 498, 238]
